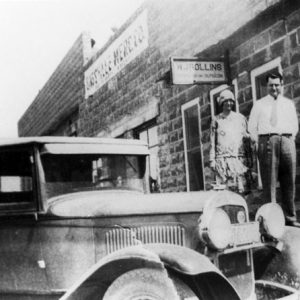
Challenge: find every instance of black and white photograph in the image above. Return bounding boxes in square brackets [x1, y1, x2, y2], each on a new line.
[0, 0, 299, 299]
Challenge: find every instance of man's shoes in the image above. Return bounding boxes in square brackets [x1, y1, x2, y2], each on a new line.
[286, 220, 300, 228]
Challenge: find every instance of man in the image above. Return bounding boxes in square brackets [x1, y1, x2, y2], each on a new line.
[248, 71, 300, 227]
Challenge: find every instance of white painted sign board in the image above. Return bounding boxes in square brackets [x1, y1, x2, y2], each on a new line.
[85, 10, 149, 98]
[170, 57, 227, 85]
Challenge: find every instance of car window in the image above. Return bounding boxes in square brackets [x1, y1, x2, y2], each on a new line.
[0, 148, 35, 211]
[40, 154, 146, 199]
[0, 176, 32, 192]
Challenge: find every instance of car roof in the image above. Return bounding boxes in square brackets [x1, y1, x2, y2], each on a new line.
[0, 136, 147, 146]
[0, 137, 150, 155]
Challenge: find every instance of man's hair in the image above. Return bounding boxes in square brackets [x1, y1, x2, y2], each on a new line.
[266, 70, 283, 83]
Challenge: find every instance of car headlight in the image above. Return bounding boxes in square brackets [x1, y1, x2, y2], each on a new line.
[198, 208, 232, 250]
[255, 203, 285, 239]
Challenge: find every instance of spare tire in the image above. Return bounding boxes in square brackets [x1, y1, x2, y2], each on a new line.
[103, 268, 180, 300]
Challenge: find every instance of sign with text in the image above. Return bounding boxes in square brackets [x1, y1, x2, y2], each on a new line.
[170, 57, 227, 85]
[84, 10, 149, 98]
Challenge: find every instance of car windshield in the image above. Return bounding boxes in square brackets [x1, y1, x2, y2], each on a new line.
[40, 153, 146, 199]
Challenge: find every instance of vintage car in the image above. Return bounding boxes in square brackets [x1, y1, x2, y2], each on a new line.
[0, 137, 298, 300]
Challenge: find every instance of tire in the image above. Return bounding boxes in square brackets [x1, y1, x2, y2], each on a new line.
[103, 268, 180, 300]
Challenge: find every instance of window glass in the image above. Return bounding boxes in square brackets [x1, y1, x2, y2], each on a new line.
[251, 57, 282, 102]
[184, 107, 200, 149]
[149, 146, 159, 182]
[182, 100, 204, 191]
[212, 93, 222, 116]
[0, 149, 34, 209]
[137, 125, 160, 193]
[1, 176, 32, 192]
[41, 154, 146, 199]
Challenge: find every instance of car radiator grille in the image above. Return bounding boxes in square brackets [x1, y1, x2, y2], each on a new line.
[105, 225, 186, 254]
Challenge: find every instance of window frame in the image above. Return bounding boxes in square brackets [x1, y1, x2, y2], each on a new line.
[135, 121, 160, 193]
[181, 97, 205, 191]
[250, 57, 282, 102]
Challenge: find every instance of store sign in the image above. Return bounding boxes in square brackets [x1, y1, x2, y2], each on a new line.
[170, 57, 227, 85]
[85, 10, 149, 98]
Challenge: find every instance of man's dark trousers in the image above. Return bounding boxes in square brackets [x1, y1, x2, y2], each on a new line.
[257, 135, 297, 222]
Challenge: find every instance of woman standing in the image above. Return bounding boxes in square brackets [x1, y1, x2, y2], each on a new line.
[209, 89, 252, 193]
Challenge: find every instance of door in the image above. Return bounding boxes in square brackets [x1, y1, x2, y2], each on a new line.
[182, 98, 205, 191]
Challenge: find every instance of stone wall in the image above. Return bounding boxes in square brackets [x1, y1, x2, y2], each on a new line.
[210, 1, 300, 189]
[157, 0, 300, 192]
[79, 0, 288, 192]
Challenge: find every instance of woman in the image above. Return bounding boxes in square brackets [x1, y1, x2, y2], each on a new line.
[209, 89, 252, 193]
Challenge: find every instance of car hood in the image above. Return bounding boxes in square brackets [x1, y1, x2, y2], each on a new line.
[47, 190, 245, 218]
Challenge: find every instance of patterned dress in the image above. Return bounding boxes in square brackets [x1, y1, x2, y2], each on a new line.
[209, 111, 252, 193]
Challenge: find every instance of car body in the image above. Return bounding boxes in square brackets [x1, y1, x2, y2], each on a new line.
[0, 137, 298, 300]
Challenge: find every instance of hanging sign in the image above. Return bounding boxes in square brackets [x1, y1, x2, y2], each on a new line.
[170, 57, 228, 85]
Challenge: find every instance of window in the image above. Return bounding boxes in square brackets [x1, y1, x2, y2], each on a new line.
[136, 123, 160, 193]
[67, 118, 80, 137]
[251, 57, 282, 102]
[0, 148, 35, 211]
[182, 98, 205, 191]
[41, 153, 146, 198]
[210, 79, 238, 117]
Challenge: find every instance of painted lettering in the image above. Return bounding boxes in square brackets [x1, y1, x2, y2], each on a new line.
[85, 10, 149, 98]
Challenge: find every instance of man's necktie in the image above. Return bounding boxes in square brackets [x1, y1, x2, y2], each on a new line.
[270, 100, 277, 127]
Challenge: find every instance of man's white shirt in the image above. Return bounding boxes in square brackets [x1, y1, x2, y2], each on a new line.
[248, 94, 299, 142]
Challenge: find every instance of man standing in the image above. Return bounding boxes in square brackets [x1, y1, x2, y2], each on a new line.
[248, 71, 300, 227]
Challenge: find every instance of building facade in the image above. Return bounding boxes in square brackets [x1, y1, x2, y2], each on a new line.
[19, 0, 300, 195]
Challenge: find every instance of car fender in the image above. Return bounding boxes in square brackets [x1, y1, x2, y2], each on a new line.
[144, 243, 221, 274]
[59, 245, 163, 300]
[254, 226, 300, 287]
[146, 244, 241, 300]
[60, 244, 240, 300]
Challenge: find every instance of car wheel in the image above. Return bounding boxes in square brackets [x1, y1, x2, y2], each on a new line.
[103, 268, 180, 300]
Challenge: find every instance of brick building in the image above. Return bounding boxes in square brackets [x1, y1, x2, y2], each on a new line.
[19, 0, 300, 196]
[18, 32, 95, 137]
